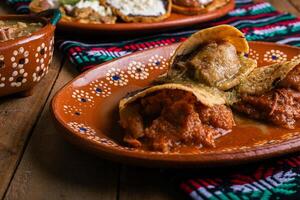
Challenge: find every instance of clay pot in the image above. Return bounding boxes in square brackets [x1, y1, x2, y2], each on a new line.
[0, 9, 61, 97]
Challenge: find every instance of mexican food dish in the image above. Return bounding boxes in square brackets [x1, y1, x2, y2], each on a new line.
[119, 25, 300, 153]
[172, 0, 229, 15]
[234, 59, 300, 129]
[29, 0, 229, 24]
[119, 83, 233, 152]
[0, 20, 43, 42]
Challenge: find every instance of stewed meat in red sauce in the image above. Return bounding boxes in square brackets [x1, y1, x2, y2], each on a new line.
[279, 65, 300, 91]
[234, 63, 300, 129]
[120, 89, 235, 152]
[233, 89, 300, 129]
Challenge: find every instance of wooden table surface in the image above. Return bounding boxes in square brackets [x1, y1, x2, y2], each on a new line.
[1, 1, 300, 199]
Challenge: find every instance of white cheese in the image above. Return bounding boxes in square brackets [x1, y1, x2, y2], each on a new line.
[67, 0, 113, 16]
[198, 0, 213, 5]
[107, 0, 166, 16]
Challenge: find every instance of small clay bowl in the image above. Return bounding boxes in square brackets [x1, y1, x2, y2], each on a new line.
[0, 9, 61, 97]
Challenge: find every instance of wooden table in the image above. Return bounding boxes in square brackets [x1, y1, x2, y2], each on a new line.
[1, 1, 300, 199]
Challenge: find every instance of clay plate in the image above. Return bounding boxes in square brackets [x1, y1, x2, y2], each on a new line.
[52, 41, 300, 167]
[57, 0, 234, 34]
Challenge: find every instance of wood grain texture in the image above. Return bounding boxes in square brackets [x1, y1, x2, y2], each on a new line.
[0, 52, 62, 199]
[289, 0, 300, 13]
[265, 0, 300, 16]
[0, 6, 63, 199]
[4, 63, 119, 200]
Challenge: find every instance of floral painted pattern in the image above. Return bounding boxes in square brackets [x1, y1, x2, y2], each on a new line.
[32, 43, 50, 82]
[263, 50, 287, 62]
[247, 49, 259, 60]
[89, 80, 111, 97]
[127, 61, 149, 80]
[148, 55, 169, 70]
[32, 64, 47, 82]
[11, 47, 29, 69]
[106, 68, 128, 86]
[63, 105, 83, 116]
[67, 122, 96, 136]
[8, 67, 28, 87]
[35, 43, 48, 64]
[72, 89, 94, 103]
[48, 37, 54, 66]
[67, 122, 118, 146]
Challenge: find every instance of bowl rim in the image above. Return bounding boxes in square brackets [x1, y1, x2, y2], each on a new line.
[0, 14, 55, 48]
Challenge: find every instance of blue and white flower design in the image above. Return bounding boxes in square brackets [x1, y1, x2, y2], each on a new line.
[106, 68, 128, 86]
[89, 80, 111, 97]
[127, 61, 149, 80]
[263, 50, 287, 63]
[67, 122, 96, 136]
[72, 89, 94, 103]
[148, 55, 169, 70]
[63, 105, 82, 116]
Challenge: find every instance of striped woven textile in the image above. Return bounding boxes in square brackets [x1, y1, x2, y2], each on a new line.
[6, 1, 300, 199]
[179, 155, 300, 200]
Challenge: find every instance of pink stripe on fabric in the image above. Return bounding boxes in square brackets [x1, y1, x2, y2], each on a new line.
[180, 182, 194, 194]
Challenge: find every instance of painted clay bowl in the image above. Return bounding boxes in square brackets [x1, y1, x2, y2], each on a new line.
[0, 10, 61, 97]
[52, 42, 300, 167]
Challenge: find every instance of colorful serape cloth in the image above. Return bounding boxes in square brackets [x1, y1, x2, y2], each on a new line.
[6, 0, 300, 199]
[179, 155, 300, 200]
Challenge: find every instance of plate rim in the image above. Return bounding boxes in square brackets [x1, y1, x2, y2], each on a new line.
[51, 41, 300, 167]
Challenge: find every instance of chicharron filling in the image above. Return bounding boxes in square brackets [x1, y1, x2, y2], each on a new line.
[120, 89, 235, 152]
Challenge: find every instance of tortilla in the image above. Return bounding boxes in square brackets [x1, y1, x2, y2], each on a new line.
[237, 57, 300, 95]
[172, 0, 229, 15]
[164, 25, 256, 91]
[119, 82, 227, 114]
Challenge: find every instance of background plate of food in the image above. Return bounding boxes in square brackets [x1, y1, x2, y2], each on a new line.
[29, 0, 234, 34]
[52, 26, 300, 167]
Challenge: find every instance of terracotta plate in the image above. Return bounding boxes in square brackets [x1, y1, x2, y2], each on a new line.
[57, 0, 234, 34]
[52, 41, 300, 167]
